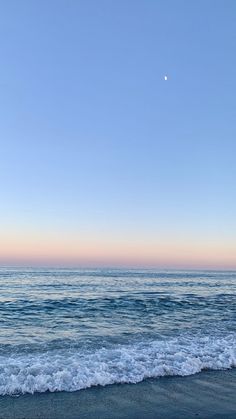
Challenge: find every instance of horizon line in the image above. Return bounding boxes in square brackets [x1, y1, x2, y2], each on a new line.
[0, 264, 235, 272]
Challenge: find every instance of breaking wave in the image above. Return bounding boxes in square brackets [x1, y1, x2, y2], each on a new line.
[0, 333, 235, 395]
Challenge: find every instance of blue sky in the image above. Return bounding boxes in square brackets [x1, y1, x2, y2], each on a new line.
[0, 1, 235, 267]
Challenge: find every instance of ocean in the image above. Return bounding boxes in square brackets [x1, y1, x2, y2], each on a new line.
[0, 268, 235, 395]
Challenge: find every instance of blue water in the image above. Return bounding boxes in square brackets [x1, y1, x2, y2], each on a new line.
[0, 268, 235, 394]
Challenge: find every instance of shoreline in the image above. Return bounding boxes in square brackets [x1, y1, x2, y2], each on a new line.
[0, 369, 236, 418]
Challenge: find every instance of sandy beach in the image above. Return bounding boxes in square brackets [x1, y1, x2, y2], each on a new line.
[0, 369, 236, 419]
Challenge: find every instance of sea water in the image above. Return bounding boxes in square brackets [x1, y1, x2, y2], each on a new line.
[0, 268, 235, 395]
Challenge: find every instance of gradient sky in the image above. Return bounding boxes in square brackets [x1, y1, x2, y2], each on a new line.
[0, 0, 236, 268]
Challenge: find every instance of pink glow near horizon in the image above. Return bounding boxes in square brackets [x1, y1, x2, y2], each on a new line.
[1, 230, 235, 269]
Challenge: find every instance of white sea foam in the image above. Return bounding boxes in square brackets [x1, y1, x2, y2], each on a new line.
[0, 334, 235, 395]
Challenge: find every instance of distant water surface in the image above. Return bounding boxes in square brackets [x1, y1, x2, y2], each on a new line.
[0, 268, 235, 394]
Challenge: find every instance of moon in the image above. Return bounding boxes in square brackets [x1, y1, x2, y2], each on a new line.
[164, 75, 168, 81]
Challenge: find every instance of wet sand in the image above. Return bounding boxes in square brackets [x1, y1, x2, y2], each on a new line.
[0, 369, 236, 419]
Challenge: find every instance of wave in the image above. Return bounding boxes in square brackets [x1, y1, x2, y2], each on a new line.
[0, 333, 235, 395]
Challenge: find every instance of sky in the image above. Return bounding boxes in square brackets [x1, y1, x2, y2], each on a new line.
[0, 0, 235, 269]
